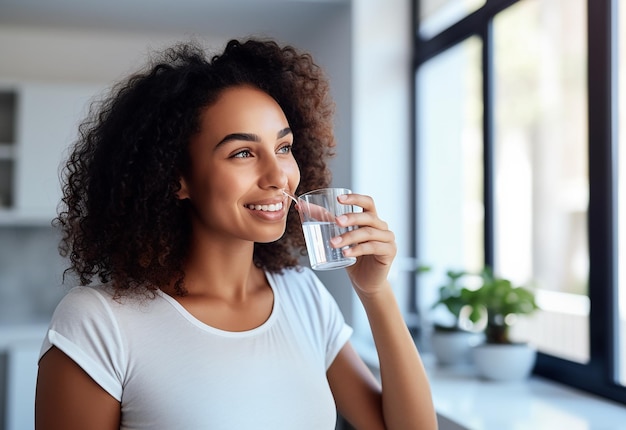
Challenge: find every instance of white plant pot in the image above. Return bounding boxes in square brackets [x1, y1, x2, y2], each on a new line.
[472, 343, 537, 381]
[431, 330, 484, 365]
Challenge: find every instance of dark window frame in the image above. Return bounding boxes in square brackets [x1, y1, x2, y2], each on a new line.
[412, 0, 625, 404]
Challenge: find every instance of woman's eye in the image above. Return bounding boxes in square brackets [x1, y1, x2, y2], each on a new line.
[277, 144, 293, 154]
[232, 149, 252, 158]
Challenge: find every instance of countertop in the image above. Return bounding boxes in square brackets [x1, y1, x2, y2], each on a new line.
[352, 336, 626, 430]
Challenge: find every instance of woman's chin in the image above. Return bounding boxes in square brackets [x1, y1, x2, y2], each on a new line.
[256, 228, 288, 244]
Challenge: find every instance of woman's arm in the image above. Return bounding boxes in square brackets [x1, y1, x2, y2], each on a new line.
[356, 283, 437, 430]
[35, 346, 121, 430]
[328, 192, 438, 430]
[327, 342, 384, 429]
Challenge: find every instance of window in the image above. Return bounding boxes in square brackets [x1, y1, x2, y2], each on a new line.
[416, 36, 484, 319]
[493, 0, 589, 364]
[414, 0, 625, 403]
[418, 0, 485, 39]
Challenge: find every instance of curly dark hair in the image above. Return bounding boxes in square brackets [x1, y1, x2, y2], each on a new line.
[55, 38, 336, 295]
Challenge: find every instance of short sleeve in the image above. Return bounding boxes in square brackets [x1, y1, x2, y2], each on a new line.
[39, 286, 126, 401]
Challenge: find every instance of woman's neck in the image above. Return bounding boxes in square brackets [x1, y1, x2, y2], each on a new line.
[178, 233, 263, 301]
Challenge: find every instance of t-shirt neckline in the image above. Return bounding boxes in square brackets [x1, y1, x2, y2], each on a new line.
[155, 271, 279, 338]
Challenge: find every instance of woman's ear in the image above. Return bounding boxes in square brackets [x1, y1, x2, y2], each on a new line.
[177, 177, 190, 200]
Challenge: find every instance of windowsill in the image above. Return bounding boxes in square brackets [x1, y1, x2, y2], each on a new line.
[351, 336, 626, 430]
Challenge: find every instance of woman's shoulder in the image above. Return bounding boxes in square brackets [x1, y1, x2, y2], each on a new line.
[51, 284, 157, 322]
[45, 284, 164, 356]
[54, 284, 111, 308]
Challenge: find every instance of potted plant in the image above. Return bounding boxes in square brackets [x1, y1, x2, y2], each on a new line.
[428, 269, 485, 365]
[463, 266, 540, 381]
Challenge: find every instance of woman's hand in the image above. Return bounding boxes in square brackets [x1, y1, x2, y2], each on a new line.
[331, 193, 397, 297]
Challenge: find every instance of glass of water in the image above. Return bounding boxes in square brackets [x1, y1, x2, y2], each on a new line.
[297, 188, 358, 270]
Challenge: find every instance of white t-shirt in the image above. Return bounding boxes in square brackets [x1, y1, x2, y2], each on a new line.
[39, 267, 353, 430]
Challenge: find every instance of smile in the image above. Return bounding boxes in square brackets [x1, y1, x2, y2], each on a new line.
[245, 202, 284, 212]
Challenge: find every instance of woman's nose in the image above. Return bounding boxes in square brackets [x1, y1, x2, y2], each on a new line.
[259, 155, 289, 189]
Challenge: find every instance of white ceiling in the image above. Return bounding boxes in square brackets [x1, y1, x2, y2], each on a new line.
[0, 0, 348, 39]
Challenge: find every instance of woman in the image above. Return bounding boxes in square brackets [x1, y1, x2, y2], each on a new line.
[35, 38, 437, 430]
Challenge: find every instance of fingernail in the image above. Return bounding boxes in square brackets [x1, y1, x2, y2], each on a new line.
[336, 215, 348, 225]
[331, 236, 343, 245]
[338, 194, 348, 202]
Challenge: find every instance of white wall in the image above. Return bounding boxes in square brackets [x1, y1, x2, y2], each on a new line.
[350, 0, 413, 343]
[0, 25, 199, 84]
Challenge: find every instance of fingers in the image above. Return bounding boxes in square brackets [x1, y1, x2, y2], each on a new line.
[331, 228, 396, 259]
[336, 193, 386, 231]
[338, 193, 375, 215]
[331, 224, 394, 248]
[332, 193, 395, 258]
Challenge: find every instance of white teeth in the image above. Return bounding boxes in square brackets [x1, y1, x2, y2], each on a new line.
[247, 202, 283, 212]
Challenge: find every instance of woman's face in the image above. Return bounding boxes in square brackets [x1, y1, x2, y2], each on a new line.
[178, 85, 300, 244]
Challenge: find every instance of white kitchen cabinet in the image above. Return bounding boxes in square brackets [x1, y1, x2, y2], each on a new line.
[0, 82, 103, 225]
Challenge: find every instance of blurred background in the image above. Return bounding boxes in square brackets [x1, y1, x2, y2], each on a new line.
[3, 0, 626, 429]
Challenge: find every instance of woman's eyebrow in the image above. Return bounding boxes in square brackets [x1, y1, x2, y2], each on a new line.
[278, 127, 292, 138]
[215, 128, 293, 149]
[216, 132, 259, 148]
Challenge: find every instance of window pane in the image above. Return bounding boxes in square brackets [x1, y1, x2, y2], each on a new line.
[493, 0, 588, 362]
[618, 0, 626, 386]
[419, 0, 485, 39]
[416, 36, 483, 320]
